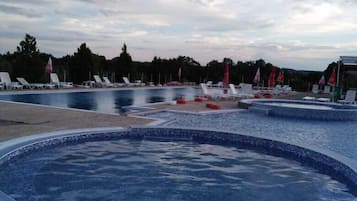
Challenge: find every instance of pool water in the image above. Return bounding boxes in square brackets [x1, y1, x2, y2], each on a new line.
[145, 110, 357, 161]
[0, 139, 354, 201]
[0, 87, 200, 114]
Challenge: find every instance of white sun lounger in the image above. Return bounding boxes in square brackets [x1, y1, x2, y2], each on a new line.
[238, 83, 254, 98]
[50, 73, 73, 88]
[0, 72, 23, 90]
[93, 75, 105, 87]
[122, 77, 140, 87]
[102, 77, 115, 87]
[200, 83, 229, 99]
[16, 77, 44, 89]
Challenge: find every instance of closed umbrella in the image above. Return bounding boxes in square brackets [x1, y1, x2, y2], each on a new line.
[223, 63, 229, 87]
[268, 67, 276, 88]
[253, 68, 260, 84]
[328, 68, 336, 86]
[45, 57, 52, 74]
[277, 71, 284, 84]
[318, 75, 325, 86]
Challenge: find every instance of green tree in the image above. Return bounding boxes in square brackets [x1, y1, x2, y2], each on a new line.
[0, 53, 13, 73]
[115, 43, 134, 81]
[13, 34, 45, 82]
[69, 43, 93, 83]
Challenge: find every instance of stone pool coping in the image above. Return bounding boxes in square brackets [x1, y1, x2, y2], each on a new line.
[0, 126, 356, 200]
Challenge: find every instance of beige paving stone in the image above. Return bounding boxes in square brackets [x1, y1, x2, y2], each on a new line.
[0, 102, 152, 142]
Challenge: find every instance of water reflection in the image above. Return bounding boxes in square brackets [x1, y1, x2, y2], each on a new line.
[145, 89, 167, 103]
[67, 92, 97, 111]
[0, 87, 202, 114]
[113, 90, 134, 113]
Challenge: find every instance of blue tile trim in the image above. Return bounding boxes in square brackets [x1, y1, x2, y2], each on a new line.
[0, 127, 356, 198]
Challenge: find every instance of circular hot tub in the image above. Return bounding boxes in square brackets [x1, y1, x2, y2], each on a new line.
[0, 127, 356, 201]
[242, 99, 357, 121]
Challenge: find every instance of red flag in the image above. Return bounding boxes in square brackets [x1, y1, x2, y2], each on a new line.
[45, 57, 53, 74]
[223, 64, 229, 86]
[318, 75, 325, 86]
[253, 68, 260, 84]
[268, 67, 276, 88]
[277, 71, 284, 83]
[328, 68, 336, 86]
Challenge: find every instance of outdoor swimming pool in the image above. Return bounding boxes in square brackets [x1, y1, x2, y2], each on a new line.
[144, 110, 357, 162]
[0, 87, 200, 114]
[0, 128, 355, 201]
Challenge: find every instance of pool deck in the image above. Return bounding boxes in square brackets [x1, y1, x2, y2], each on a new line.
[0, 101, 153, 142]
[0, 91, 329, 142]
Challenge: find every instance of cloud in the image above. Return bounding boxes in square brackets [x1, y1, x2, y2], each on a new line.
[0, 4, 42, 18]
[1, 0, 357, 70]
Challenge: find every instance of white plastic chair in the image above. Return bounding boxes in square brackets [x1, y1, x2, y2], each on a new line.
[338, 90, 356, 104]
[323, 85, 331, 94]
[312, 84, 319, 94]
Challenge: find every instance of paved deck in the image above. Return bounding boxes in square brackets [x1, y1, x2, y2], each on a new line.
[0, 102, 153, 142]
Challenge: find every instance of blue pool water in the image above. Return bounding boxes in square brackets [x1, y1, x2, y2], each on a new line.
[0, 87, 200, 114]
[144, 110, 357, 162]
[0, 139, 354, 201]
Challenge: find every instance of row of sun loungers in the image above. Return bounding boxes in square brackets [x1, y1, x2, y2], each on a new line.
[200, 83, 257, 100]
[0, 71, 149, 90]
[91, 76, 145, 88]
[201, 82, 294, 100]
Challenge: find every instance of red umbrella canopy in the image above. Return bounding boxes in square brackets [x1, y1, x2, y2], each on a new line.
[253, 68, 260, 84]
[318, 75, 325, 86]
[268, 67, 276, 88]
[45, 57, 53, 74]
[277, 71, 284, 83]
[223, 63, 229, 86]
[328, 68, 336, 86]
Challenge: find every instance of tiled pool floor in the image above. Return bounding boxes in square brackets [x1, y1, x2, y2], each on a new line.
[142, 110, 357, 166]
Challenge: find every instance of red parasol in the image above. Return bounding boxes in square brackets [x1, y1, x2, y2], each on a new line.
[277, 71, 284, 84]
[253, 68, 260, 84]
[268, 67, 276, 88]
[223, 63, 229, 86]
[328, 68, 336, 86]
[45, 57, 53, 74]
[318, 75, 325, 86]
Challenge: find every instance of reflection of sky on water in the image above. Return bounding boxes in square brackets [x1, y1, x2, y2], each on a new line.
[0, 87, 201, 114]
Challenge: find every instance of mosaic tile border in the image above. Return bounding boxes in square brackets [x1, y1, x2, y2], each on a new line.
[0, 127, 356, 199]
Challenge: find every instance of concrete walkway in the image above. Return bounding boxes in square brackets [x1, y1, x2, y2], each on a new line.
[0, 102, 153, 142]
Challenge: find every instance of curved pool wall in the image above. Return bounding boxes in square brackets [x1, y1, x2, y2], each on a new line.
[242, 99, 357, 121]
[0, 127, 356, 200]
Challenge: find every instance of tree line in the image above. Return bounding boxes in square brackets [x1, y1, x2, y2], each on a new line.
[0, 34, 336, 91]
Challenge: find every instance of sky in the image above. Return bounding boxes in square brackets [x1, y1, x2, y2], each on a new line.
[1, 0, 357, 71]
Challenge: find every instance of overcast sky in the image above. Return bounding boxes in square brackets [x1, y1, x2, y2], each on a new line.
[1, 0, 357, 70]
